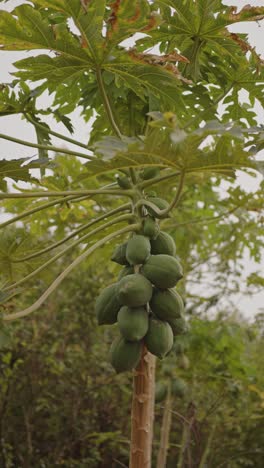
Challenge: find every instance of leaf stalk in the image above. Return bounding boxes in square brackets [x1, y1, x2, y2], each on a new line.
[2, 223, 140, 321]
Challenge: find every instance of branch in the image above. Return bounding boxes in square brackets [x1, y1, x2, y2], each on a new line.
[0, 195, 86, 229]
[25, 113, 91, 150]
[96, 67, 122, 138]
[0, 188, 134, 199]
[162, 170, 185, 215]
[165, 206, 239, 229]
[12, 203, 131, 262]
[0, 133, 94, 160]
[138, 170, 181, 189]
[2, 223, 140, 321]
[136, 171, 185, 217]
[3, 213, 135, 292]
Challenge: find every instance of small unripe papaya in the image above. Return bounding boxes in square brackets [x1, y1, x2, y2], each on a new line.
[117, 274, 153, 307]
[95, 284, 121, 325]
[155, 381, 168, 403]
[146, 197, 170, 219]
[118, 306, 149, 341]
[177, 354, 190, 369]
[150, 288, 184, 321]
[141, 167, 160, 180]
[142, 255, 183, 289]
[144, 317, 174, 359]
[111, 242, 128, 265]
[171, 378, 187, 398]
[150, 231, 176, 256]
[110, 336, 142, 373]
[169, 317, 189, 336]
[118, 265, 134, 280]
[126, 235, 151, 265]
[142, 217, 160, 240]
[117, 176, 132, 189]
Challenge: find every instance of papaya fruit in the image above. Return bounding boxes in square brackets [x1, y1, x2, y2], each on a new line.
[118, 265, 134, 280]
[171, 378, 187, 398]
[126, 235, 151, 266]
[169, 317, 188, 336]
[110, 336, 142, 373]
[177, 354, 190, 370]
[144, 317, 174, 359]
[117, 273, 153, 307]
[95, 284, 121, 325]
[117, 306, 149, 341]
[146, 197, 170, 219]
[117, 176, 132, 189]
[155, 381, 168, 403]
[141, 167, 160, 180]
[111, 242, 128, 265]
[150, 231, 176, 256]
[142, 217, 160, 240]
[146, 191, 157, 197]
[142, 254, 183, 289]
[150, 288, 184, 321]
[174, 340, 185, 355]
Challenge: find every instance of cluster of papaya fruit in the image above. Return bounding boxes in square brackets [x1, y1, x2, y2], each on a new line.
[155, 377, 187, 402]
[95, 196, 187, 373]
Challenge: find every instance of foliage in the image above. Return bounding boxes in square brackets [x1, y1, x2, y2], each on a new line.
[0, 266, 263, 466]
[0, 1, 264, 465]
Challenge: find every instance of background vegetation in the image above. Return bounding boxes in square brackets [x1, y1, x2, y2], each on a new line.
[0, 1, 264, 466]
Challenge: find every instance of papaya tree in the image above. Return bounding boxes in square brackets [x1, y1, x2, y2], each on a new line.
[0, 1, 263, 466]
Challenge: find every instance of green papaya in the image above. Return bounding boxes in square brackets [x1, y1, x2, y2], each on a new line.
[110, 336, 142, 373]
[171, 378, 187, 398]
[144, 317, 173, 359]
[169, 317, 189, 336]
[146, 191, 157, 197]
[150, 231, 176, 256]
[117, 175, 132, 189]
[177, 354, 190, 370]
[111, 242, 128, 265]
[174, 340, 185, 355]
[141, 167, 160, 180]
[117, 273, 153, 307]
[142, 217, 160, 240]
[118, 306, 149, 341]
[118, 265, 134, 280]
[150, 288, 184, 321]
[142, 255, 183, 289]
[126, 235, 151, 266]
[155, 381, 168, 403]
[95, 284, 121, 325]
[146, 197, 170, 219]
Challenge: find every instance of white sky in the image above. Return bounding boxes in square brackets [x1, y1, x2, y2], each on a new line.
[0, 0, 263, 319]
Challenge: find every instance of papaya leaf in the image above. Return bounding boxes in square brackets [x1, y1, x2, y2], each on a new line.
[0, 5, 93, 87]
[0, 158, 53, 187]
[52, 110, 74, 134]
[104, 0, 157, 53]
[153, 0, 264, 81]
[28, 116, 52, 176]
[31, 0, 106, 62]
[104, 57, 186, 109]
[78, 122, 259, 179]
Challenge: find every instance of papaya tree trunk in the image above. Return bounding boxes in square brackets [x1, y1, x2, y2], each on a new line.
[129, 346, 156, 468]
[157, 384, 172, 468]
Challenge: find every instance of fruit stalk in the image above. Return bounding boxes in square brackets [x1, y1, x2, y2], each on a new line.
[129, 346, 156, 468]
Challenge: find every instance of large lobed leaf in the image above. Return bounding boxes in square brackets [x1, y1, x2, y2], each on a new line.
[78, 119, 260, 179]
[0, 158, 53, 191]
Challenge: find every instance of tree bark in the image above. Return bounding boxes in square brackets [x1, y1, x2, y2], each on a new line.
[129, 346, 156, 468]
[157, 384, 172, 468]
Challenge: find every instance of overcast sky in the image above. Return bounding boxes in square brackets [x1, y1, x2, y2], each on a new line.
[0, 0, 263, 319]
